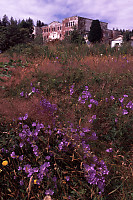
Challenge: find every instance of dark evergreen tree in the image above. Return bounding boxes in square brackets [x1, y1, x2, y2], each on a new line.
[36, 20, 45, 27]
[0, 26, 8, 51]
[6, 17, 21, 47]
[88, 20, 103, 43]
[2, 14, 9, 27]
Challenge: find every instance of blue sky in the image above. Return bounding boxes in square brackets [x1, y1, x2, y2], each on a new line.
[0, 0, 133, 30]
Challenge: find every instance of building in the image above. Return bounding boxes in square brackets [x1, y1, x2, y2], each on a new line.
[33, 26, 42, 38]
[33, 15, 121, 44]
[111, 35, 123, 48]
[34, 16, 108, 42]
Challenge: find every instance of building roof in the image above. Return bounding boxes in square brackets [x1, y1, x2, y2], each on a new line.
[112, 35, 123, 41]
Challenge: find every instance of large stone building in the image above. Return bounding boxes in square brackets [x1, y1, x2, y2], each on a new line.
[33, 15, 121, 43]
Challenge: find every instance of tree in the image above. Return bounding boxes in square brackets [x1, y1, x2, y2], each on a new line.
[64, 27, 85, 44]
[2, 14, 9, 27]
[36, 20, 45, 27]
[88, 20, 103, 43]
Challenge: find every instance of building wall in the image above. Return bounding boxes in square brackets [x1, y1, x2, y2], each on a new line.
[62, 16, 78, 40]
[33, 26, 42, 38]
[42, 21, 62, 41]
[34, 16, 112, 43]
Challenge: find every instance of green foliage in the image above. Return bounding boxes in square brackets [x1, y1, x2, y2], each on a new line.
[0, 47, 133, 199]
[0, 15, 34, 52]
[36, 20, 46, 27]
[88, 20, 103, 43]
[123, 30, 133, 42]
[64, 27, 85, 45]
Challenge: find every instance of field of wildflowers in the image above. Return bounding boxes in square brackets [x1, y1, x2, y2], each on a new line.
[0, 42, 133, 200]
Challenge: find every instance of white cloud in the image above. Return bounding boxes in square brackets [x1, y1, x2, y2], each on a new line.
[0, 0, 133, 30]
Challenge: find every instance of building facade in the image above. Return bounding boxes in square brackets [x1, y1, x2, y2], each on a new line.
[33, 16, 121, 43]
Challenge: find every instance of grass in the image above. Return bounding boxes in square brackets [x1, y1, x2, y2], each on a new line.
[0, 42, 133, 200]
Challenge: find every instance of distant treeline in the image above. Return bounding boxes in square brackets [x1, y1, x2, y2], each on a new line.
[0, 15, 36, 52]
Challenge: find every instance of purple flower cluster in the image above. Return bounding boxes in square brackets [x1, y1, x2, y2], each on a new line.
[126, 101, 133, 110]
[70, 84, 74, 96]
[78, 86, 98, 106]
[40, 97, 57, 116]
[20, 161, 51, 185]
[89, 115, 97, 123]
[18, 114, 44, 157]
[45, 189, 54, 195]
[83, 159, 109, 193]
[23, 164, 39, 178]
[20, 83, 39, 98]
[37, 162, 50, 183]
[78, 86, 92, 104]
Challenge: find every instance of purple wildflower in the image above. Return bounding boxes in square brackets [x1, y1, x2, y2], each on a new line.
[19, 142, 24, 148]
[70, 84, 74, 96]
[18, 166, 22, 171]
[65, 176, 70, 181]
[10, 151, 17, 159]
[115, 118, 118, 123]
[23, 164, 32, 173]
[19, 155, 23, 161]
[89, 132, 98, 140]
[45, 189, 54, 195]
[45, 156, 50, 160]
[23, 113, 28, 120]
[126, 101, 133, 109]
[123, 94, 128, 97]
[32, 122, 36, 127]
[88, 104, 92, 108]
[110, 95, 115, 100]
[122, 109, 128, 115]
[119, 97, 124, 103]
[20, 91, 24, 97]
[90, 99, 98, 105]
[32, 87, 36, 93]
[20, 180, 24, 186]
[80, 131, 85, 137]
[52, 176, 57, 182]
[106, 148, 113, 152]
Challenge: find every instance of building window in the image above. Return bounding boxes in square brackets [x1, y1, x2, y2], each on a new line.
[60, 34, 61, 37]
[47, 29, 48, 32]
[73, 21, 74, 26]
[52, 28, 53, 31]
[65, 23, 68, 27]
[47, 35, 48, 38]
[54, 27, 55, 31]
[60, 26, 61, 30]
[71, 22, 72, 26]
[49, 28, 50, 32]
[44, 29, 46, 32]
[58, 27, 59, 30]
[69, 22, 70, 27]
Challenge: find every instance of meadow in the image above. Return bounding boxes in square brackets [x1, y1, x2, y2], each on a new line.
[0, 42, 133, 200]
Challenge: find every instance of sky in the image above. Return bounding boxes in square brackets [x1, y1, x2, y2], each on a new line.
[0, 0, 133, 30]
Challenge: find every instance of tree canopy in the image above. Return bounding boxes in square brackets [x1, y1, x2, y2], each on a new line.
[88, 20, 103, 43]
[0, 15, 34, 51]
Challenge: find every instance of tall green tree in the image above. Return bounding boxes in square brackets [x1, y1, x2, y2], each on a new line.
[0, 15, 35, 51]
[36, 20, 45, 27]
[2, 14, 9, 27]
[88, 20, 103, 43]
